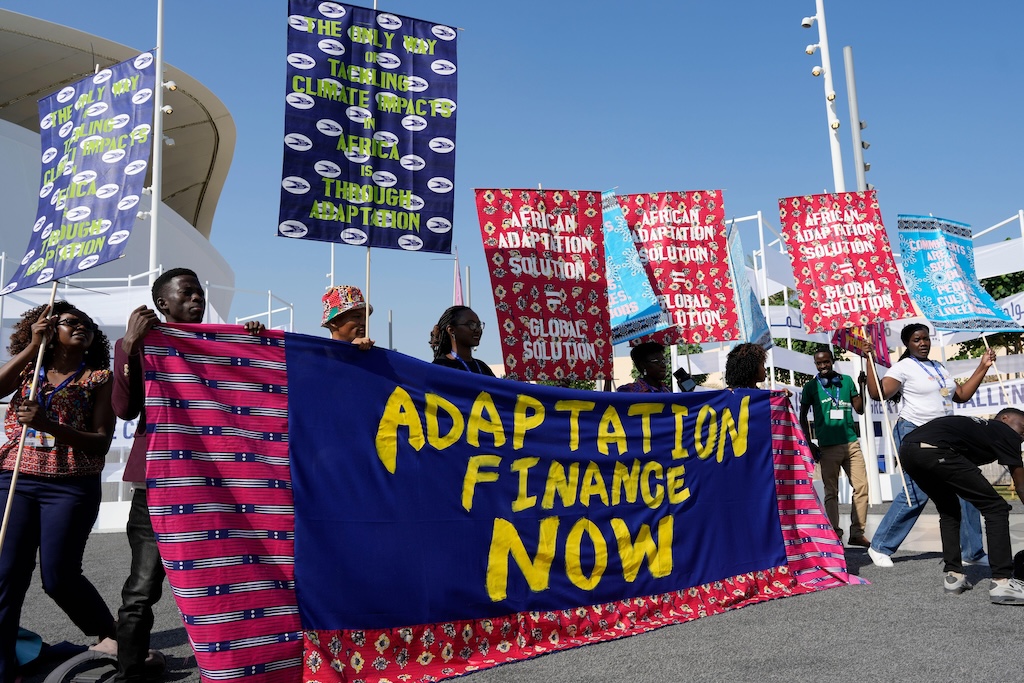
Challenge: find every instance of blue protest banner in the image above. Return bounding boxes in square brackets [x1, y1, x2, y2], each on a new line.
[286, 335, 782, 629]
[726, 225, 772, 349]
[1, 54, 156, 295]
[603, 191, 670, 344]
[279, 1, 457, 254]
[898, 215, 1022, 333]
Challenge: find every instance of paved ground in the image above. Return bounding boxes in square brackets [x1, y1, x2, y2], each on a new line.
[19, 502, 1024, 683]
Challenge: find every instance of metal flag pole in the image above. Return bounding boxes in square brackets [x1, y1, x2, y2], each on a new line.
[0, 281, 59, 555]
[148, 0, 166, 287]
[365, 247, 371, 337]
[868, 350, 911, 505]
[981, 334, 1010, 405]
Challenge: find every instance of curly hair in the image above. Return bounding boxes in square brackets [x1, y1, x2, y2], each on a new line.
[434, 306, 474, 357]
[7, 301, 111, 371]
[725, 343, 767, 389]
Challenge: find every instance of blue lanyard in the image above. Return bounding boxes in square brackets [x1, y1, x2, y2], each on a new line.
[450, 353, 480, 374]
[910, 357, 947, 391]
[37, 362, 85, 411]
[816, 376, 841, 408]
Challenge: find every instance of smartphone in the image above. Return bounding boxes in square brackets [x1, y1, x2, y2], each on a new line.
[673, 367, 697, 392]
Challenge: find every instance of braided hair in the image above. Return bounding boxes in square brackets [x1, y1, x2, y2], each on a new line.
[725, 343, 767, 389]
[434, 305, 474, 357]
[7, 301, 111, 371]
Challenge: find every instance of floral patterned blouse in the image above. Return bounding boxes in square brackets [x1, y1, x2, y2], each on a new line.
[1, 364, 112, 477]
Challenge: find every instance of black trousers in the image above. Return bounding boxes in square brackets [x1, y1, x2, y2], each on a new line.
[115, 488, 165, 683]
[900, 444, 1013, 578]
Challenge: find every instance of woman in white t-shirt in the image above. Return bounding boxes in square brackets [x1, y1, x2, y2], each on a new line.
[863, 323, 995, 568]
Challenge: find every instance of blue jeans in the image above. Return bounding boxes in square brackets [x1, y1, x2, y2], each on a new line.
[870, 418, 985, 559]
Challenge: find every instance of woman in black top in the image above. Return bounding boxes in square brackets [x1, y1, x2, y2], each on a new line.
[431, 306, 495, 376]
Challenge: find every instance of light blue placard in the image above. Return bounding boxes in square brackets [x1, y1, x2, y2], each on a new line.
[603, 191, 669, 344]
[898, 214, 1021, 333]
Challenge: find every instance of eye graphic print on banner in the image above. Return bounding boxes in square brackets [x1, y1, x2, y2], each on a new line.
[778, 191, 915, 334]
[2, 53, 156, 295]
[617, 191, 741, 345]
[475, 189, 613, 381]
[278, 1, 458, 254]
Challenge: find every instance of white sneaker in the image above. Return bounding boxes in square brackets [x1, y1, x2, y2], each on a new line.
[990, 577, 1024, 605]
[868, 547, 894, 568]
[964, 554, 989, 567]
[944, 571, 971, 595]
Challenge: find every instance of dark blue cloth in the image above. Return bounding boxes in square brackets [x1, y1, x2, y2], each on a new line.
[287, 337, 783, 630]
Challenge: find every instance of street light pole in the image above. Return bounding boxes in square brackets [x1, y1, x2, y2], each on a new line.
[803, 0, 845, 193]
[843, 46, 870, 192]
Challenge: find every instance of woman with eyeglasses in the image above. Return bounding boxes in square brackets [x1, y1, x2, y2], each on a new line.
[0, 302, 117, 680]
[431, 306, 495, 376]
[617, 342, 671, 393]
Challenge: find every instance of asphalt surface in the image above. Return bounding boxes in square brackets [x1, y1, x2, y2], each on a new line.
[19, 503, 1024, 683]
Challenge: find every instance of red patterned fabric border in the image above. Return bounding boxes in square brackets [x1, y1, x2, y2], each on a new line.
[304, 566, 805, 683]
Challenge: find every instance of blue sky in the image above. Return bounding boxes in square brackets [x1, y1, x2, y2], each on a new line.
[5, 1, 1023, 364]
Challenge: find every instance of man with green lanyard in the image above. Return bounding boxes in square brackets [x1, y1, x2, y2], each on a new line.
[800, 347, 871, 548]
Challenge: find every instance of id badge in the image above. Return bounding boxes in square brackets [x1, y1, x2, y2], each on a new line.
[24, 427, 55, 449]
[830, 409, 844, 420]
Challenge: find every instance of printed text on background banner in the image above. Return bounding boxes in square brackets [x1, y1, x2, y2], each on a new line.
[602, 190, 669, 344]
[475, 189, 612, 381]
[778, 191, 914, 333]
[617, 191, 740, 345]
[279, 2, 457, 254]
[898, 215, 1023, 333]
[3, 53, 156, 294]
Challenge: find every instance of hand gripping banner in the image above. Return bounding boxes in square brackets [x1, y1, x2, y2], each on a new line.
[778, 191, 915, 333]
[279, 1, 458, 254]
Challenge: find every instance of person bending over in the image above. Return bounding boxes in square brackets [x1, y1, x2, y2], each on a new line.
[863, 323, 994, 568]
[899, 409, 1024, 603]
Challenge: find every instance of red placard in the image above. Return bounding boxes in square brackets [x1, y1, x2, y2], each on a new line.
[476, 188, 612, 381]
[779, 191, 914, 334]
[617, 191, 740, 344]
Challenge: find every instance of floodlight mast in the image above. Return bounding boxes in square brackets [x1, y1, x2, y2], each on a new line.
[802, 0, 845, 193]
